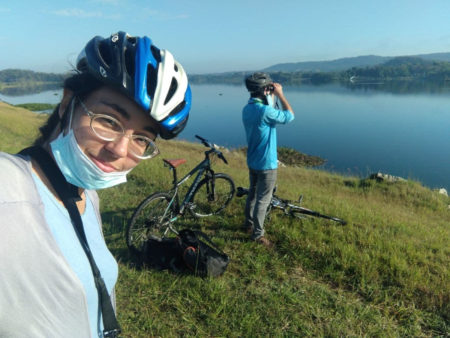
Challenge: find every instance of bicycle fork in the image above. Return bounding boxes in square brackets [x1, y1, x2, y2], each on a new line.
[205, 171, 216, 202]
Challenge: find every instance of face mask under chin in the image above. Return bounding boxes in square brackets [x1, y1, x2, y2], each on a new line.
[50, 129, 131, 190]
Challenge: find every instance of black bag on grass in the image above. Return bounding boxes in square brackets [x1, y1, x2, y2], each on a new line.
[178, 229, 230, 277]
[142, 237, 186, 273]
[141, 229, 230, 277]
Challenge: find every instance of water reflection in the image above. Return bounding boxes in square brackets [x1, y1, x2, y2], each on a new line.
[343, 80, 450, 95]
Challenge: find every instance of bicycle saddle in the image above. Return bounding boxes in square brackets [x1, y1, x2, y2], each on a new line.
[163, 158, 187, 168]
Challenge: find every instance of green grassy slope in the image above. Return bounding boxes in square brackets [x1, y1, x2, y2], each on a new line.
[0, 101, 47, 152]
[1, 104, 449, 336]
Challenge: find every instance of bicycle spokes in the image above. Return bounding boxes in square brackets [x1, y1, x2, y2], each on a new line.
[190, 174, 235, 218]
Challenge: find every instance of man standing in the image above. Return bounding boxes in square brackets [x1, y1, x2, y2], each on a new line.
[242, 72, 295, 247]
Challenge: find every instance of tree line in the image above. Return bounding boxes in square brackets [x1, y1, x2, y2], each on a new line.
[189, 57, 450, 85]
[343, 57, 450, 81]
[0, 69, 67, 95]
[1, 56, 450, 92]
[0, 69, 66, 84]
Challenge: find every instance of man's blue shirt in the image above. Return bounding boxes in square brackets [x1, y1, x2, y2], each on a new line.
[242, 97, 294, 170]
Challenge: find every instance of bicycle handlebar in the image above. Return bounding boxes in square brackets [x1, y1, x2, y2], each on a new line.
[195, 134, 211, 147]
[195, 135, 228, 164]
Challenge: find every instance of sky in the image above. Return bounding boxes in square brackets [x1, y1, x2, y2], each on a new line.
[1, 0, 450, 74]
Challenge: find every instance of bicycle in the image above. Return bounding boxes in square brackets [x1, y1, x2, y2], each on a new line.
[236, 186, 347, 225]
[126, 135, 235, 254]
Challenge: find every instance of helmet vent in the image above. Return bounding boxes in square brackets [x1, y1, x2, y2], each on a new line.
[124, 49, 135, 78]
[127, 36, 137, 45]
[174, 64, 178, 72]
[151, 45, 161, 63]
[146, 64, 157, 97]
[164, 78, 178, 105]
[170, 100, 186, 116]
[98, 41, 113, 66]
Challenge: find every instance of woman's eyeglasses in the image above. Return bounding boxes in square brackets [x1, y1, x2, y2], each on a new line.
[78, 99, 159, 160]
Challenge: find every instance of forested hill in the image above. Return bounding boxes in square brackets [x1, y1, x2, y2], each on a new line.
[189, 56, 450, 86]
[263, 52, 450, 72]
[264, 55, 390, 72]
[343, 56, 450, 81]
[0, 69, 67, 95]
[0, 69, 66, 84]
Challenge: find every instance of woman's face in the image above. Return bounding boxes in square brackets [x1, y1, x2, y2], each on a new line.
[68, 87, 159, 172]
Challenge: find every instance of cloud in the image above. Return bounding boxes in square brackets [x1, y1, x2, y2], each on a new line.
[51, 8, 104, 18]
[93, 0, 120, 5]
[48, 8, 121, 20]
[140, 8, 189, 20]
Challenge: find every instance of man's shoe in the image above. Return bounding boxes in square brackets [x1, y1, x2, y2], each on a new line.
[255, 236, 273, 248]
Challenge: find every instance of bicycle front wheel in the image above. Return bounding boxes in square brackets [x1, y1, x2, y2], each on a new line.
[190, 173, 235, 217]
[126, 192, 174, 254]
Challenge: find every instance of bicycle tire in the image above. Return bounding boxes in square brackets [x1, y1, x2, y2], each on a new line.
[190, 173, 235, 217]
[126, 192, 175, 254]
[289, 206, 347, 225]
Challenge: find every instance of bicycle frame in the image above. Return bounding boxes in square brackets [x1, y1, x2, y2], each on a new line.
[165, 149, 216, 217]
[236, 186, 347, 225]
[272, 195, 346, 224]
[270, 197, 301, 216]
[126, 134, 233, 250]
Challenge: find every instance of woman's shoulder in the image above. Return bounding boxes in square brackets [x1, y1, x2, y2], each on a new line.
[0, 152, 35, 201]
[0, 151, 32, 172]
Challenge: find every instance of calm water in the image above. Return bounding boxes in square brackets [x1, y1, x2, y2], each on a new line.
[0, 90, 62, 105]
[182, 84, 450, 191]
[1, 84, 449, 190]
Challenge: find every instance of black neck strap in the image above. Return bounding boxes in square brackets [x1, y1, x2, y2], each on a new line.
[19, 146, 121, 337]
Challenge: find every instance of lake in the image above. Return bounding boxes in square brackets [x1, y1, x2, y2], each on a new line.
[1, 83, 449, 191]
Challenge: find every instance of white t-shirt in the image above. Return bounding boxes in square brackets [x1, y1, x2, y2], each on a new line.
[0, 152, 117, 338]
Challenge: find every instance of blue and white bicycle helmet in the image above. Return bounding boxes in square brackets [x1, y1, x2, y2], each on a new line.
[76, 31, 191, 139]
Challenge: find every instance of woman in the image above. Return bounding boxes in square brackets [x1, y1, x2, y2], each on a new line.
[0, 31, 191, 337]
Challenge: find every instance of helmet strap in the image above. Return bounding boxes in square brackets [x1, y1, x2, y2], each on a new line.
[60, 97, 76, 136]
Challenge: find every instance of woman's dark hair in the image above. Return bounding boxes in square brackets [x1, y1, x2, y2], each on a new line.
[34, 71, 104, 145]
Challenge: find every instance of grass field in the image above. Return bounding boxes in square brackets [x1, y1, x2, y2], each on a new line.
[1, 102, 449, 336]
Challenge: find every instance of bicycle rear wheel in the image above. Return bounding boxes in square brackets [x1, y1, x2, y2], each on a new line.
[126, 192, 175, 254]
[190, 173, 235, 217]
[290, 206, 347, 225]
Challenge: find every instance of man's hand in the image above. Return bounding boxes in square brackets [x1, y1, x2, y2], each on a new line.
[263, 83, 282, 97]
[268, 82, 294, 115]
[272, 83, 283, 97]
